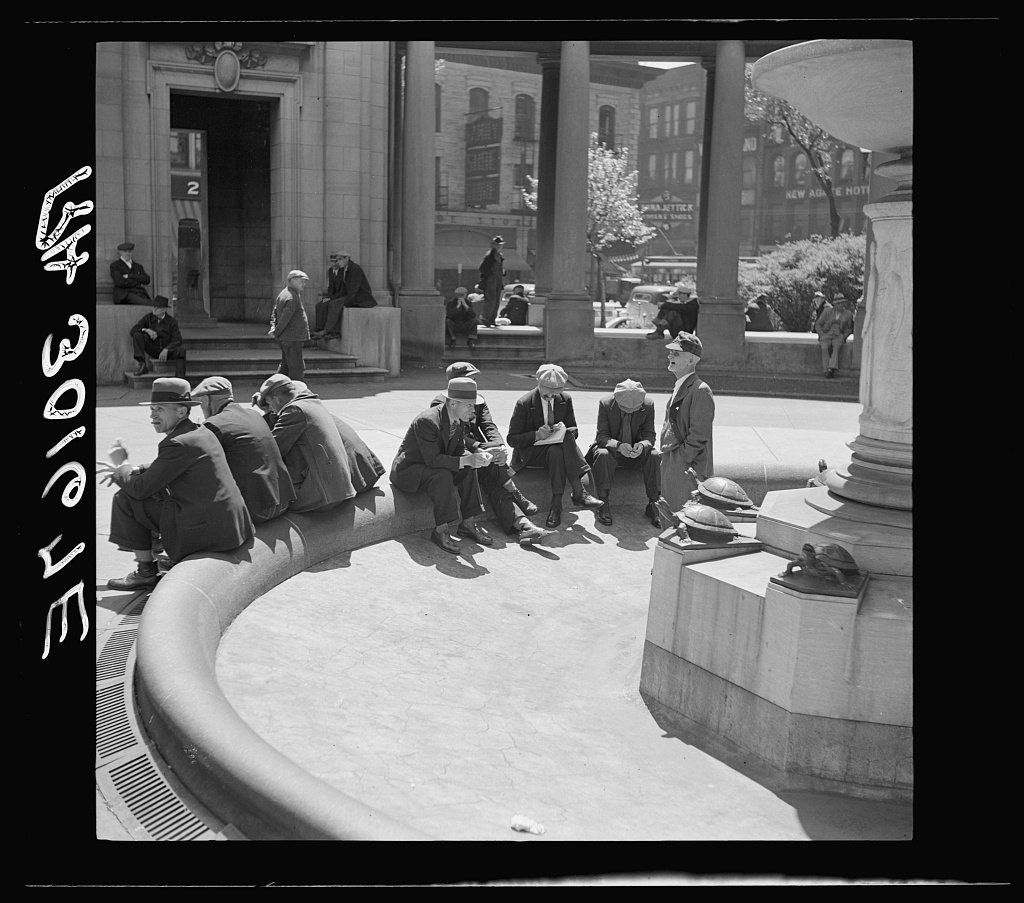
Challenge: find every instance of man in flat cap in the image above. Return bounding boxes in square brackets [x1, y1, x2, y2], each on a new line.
[431, 363, 551, 545]
[507, 364, 603, 528]
[97, 378, 253, 590]
[391, 376, 495, 554]
[271, 270, 311, 382]
[585, 379, 662, 528]
[128, 295, 187, 378]
[110, 241, 153, 306]
[255, 374, 384, 513]
[316, 251, 378, 339]
[193, 376, 296, 524]
[445, 286, 480, 350]
[477, 235, 506, 328]
[660, 332, 715, 511]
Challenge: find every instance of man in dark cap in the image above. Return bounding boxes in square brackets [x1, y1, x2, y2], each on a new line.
[660, 332, 715, 511]
[477, 235, 506, 328]
[431, 363, 551, 545]
[110, 241, 153, 306]
[97, 378, 253, 589]
[391, 376, 495, 554]
[507, 363, 603, 529]
[585, 378, 662, 528]
[317, 251, 378, 339]
[193, 376, 296, 523]
[129, 295, 187, 377]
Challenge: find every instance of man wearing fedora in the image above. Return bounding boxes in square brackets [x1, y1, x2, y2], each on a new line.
[97, 378, 253, 590]
[110, 241, 153, 306]
[391, 376, 495, 554]
[507, 364, 604, 528]
[813, 295, 854, 379]
[192, 376, 296, 524]
[271, 270, 311, 382]
[128, 295, 187, 378]
[477, 235, 506, 328]
[660, 332, 715, 511]
[585, 379, 662, 528]
[255, 374, 383, 513]
[316, 251, 378, 339]
[431, 363, 551, 545]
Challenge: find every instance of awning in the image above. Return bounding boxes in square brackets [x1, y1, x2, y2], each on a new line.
[433, 248, 532, 273]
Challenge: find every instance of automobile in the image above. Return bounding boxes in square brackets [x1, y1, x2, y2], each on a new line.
[595, 284, 683, 329]
[499, 283, 535, 307]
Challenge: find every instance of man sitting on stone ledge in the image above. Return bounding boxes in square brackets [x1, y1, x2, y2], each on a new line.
[313, 251, 378, 339]
[97, 378, 253, 590]
[129, 295, 187, 378]
[110, 241, 153, 306]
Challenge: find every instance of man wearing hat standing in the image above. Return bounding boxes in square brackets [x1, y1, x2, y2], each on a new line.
[97, 378, 253, 589]
[272, 270, 311, 381]
[391, 377, 495, 554]
[813, 295, 854, 378]
[110, 241, 153, 306]
[317, 251, 378, 339]
[477, 235, 506, 328]
[660, 332, 715, 511]
[128, 295, 187, 378]
[445, 286, 480, 349]
[507, 364, 604, 528]
[193, 376, 296, 523]
[431, 363, 551, 545]
[585, 379, 662, 528]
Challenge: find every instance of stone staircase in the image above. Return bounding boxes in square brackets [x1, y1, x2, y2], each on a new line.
[442, 325, 546, 370]
[123, 323, 389, 390]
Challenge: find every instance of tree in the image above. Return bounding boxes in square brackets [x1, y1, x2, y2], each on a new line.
[745, 64, 846, 239]
[522, 133, 656, 325]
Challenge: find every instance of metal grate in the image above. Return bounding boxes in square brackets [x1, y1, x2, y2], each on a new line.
[96, 630, 136, 682]
[96, 684, 137, 760]
[108, 754, 209, 841]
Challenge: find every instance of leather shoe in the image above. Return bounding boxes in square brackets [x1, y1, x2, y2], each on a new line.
[644, 501, 662, 529]
[107, 567, 160, 590]
[645, 330, 664, 340]
[134, 363, 148, 376]
[510, 487, 538, 515]
[457, 520, 494, 546]
[518, 521, 555, 545]
[545, 506, 562, 528]
[430, 526, 461, 555]
[596, 502, 613, 526]
[572, 492, 604, 510]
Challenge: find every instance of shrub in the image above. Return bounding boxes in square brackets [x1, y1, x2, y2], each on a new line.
[739, 234, 865, 331]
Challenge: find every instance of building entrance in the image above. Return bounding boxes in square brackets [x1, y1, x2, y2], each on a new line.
[170, 94, 274, 322]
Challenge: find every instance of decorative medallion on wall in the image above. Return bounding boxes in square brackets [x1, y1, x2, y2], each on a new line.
[184, 42, 267, 92]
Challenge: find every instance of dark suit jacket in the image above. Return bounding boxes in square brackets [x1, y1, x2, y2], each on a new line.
[335, 261, 377, 308]
[114, 419, 253, 561]
[506, 388, 581, 470]
[129, 312, 183, 354]
[498, 295, 528, 325]
[585, 396, 657, 463]
[202, 402, 296, 522]
[478, 248, 505, 301]
[390, 404, 482, 492]
[110, 258, 152, 304]
[325, 265, 346, 300]
[430, 393, 503, 447]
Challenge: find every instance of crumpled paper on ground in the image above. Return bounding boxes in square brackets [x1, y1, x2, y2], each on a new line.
[510, 815, 546, 835]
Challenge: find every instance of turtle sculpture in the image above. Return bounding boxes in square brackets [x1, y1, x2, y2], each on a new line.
[678, 503, 738, 544]
[685, 468, 754, 511]
[781, 542, 860, 585]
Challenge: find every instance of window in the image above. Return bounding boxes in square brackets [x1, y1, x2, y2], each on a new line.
[598, 105, 616, 149]
[685, 101, 697, 135]
[663, 104, 671, 138]
[466, 147, 500, 175]
[743, 157, 757, 189]
[648, 154, 657, 182]
[435, 83, 441, 132]
[671, 152, 678, 182]
[513, 163, 533, 188]
[648, 107, 658, 139]
[839, 148, 855, 181]
[468, 87, 489, 123]
[466, 178, 498, 206]
[793, 153, 809, 186]
[662, 153, 670, 182]
[672, 103, 680, 137]
[683, 150, 694, 185]
[772, 155, 786, 188]
[514, 94, 535, 141]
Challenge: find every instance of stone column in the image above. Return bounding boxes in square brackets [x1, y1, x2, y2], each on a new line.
[529, 53, 561, 327]
[694, 40, 746, 367]
[397, 40, 442, 365]
[695, 58, 714, 290]
[545, 41, 593, 364]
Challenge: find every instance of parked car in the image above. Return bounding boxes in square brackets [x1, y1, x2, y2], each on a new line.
[500, 283, 535, 307]
[596, 284, 680, 329]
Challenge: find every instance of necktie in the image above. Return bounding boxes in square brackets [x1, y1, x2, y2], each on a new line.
[545, 397, 554, 427]
[618, 410, 633, 445]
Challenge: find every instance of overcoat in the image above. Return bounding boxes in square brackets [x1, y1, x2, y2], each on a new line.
[390, 403, 482, 492]
[273, 285, 310, 342]
[659, 375, 715, 510]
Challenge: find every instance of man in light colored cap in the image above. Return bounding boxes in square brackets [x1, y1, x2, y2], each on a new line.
[391, 376, 496, 554]
[270, 270, 311, 381]
[585, 378, 662, 528]
[659, 332, 715, 511]
[317, 250, 378, 339]
[110, 240, 153, 306]
[96, 378, 253, 589]
[192, 376, 296, 523]
[430, 363, 552, 545]
[507, 363, 603, 528]
[477, 235, 506, 328]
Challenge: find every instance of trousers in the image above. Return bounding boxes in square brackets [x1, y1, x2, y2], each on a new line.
[589, 446, 661, 501]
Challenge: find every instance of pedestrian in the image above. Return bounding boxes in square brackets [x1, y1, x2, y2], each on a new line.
[445, 286, 480, 350]
[498, 284, 529, 326]
[192, 376, 296, 523]
[507, 363, 604, 529]
[745, 293, 774, 332]
[477, 235, 506, 327]
[585, 379, 662, 528]
[129, 295, 187, 378]
[110, 241, 153, 305]
[271, 269, 311, 382]
[431, 362, 551, 545]
[390, 376, 495, 554]
[97, 378, 253, 589]
[659, 332, 715, 512]
[317, 251, 378, 339]
[814, 296, 854, 378]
